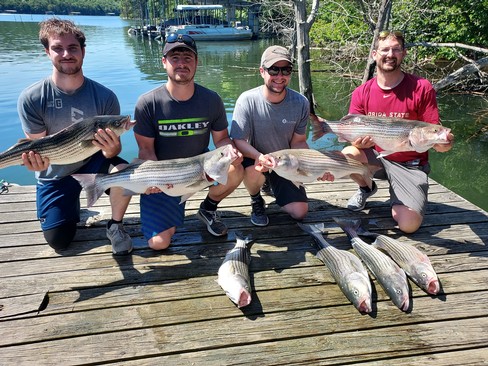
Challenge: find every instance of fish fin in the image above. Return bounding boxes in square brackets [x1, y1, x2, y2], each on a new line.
[179, 193, 196, 203]
[297, 222, 330, 250]
[310, 116, 332, 141]
[122, 188, 138, 197]
[72, 173, 105, 208]
[377, 151, 395, 158]
[235, 232, 254, 249]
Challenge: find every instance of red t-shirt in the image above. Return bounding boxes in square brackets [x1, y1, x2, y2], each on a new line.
[349, 73, 439, 164]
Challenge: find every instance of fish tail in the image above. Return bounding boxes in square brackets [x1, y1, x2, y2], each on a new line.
[235, 232, 253, 249]
[72, 173, 105, 208]
[297, 222, 330, 249]
[333, 217, 361, 240]
[310, 116, 332, 141]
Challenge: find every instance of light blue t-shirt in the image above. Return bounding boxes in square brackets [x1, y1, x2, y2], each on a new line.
[230, 85, 310, 154]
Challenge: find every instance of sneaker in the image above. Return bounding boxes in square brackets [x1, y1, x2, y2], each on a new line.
[107, 222, 133, 256]
[197, 208, 228, 236]
[347, 182, 378, 211]
[251, 197, 269, 226]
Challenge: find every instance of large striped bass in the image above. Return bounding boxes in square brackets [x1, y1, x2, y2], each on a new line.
[334, 217, 410, 312]
[73, 144, 238, 207]
[217, 234, 253, 308]
[311, 114, 451, 157]
[355, 223, 440, 295]
[298, 222, 372, 313]
[262, 148, 369, 186]
[0, 115, 134, 169]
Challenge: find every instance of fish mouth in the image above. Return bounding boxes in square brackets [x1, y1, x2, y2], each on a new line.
[124, 117, 136, 130]
[398, 297, 410, 312]
[427, 279, 440, 295]
[356, 299, 372, 314]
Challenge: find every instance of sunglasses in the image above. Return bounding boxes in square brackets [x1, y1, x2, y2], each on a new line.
[264, 65, 293, 76]
[378, 30, 404, 39]
[165, 33, 196, 49]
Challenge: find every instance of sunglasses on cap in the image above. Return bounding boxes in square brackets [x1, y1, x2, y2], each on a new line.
[166, 33, 196, 48]
[264, 65, 293, 76]
[378, 30, 404, 39]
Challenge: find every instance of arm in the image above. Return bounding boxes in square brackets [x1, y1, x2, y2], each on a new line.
[134, 133, 157, 161]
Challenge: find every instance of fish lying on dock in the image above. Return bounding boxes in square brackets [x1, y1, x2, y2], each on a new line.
[298, 222, 372, 313]
[354, 222, 440, 295]
[73, 144, 238, 207]
[217, 234, 253, 308]
[0, 115, 135, 169]
[334, 217, 410, 312]
[262, 148, 369, 186]
[311, 114, 451, 157]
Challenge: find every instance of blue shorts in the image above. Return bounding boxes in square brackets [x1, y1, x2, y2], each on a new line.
[36, 152, 127, 231]
[140, 192, 186, 241]
[242, 157, 307, 207]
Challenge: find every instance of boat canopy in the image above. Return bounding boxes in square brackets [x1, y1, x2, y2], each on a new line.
[175, 5, 224, 11]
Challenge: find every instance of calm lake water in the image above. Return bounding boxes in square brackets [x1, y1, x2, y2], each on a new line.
[0, 13, 487, 211]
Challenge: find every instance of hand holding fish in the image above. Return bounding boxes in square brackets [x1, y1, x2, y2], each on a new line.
[318, 171, 335, 182]
[351, 135, 375, 149]
[21, 151, 50, 172]
[255, 153, 275, 172]
[433, 132, 454, 152]
[92, 128, 122, 158]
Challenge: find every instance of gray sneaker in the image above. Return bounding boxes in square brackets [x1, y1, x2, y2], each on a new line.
[107, 222, 133, 255]
[251, 197, 269, 227]
[197, 208, 228, 236]
[347, 182, 378, 211]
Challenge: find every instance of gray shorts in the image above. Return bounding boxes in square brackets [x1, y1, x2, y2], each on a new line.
[364, 149, 430, 215]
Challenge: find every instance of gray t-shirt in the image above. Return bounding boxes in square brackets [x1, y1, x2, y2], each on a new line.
[17, 77, 120, 180]
[230, 86, 310, 154]
[133, 83, 228, 160]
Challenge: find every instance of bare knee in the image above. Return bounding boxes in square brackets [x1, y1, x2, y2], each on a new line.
[392, 206, 422, 233]
[283, 202, 308, 221]
[148, 227, 176, 250]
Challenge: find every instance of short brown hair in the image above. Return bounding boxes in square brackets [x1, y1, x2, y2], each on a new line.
[374, 30, 405, 50]
[39, 18, 86, 49]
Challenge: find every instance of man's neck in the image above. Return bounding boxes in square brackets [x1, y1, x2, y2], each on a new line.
[376, 70, 405, 90]
[51, 72, 84, 94]
[166, 80, 195, 102]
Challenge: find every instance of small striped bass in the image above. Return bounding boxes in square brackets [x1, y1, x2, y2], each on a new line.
[263, 148, 369, 186]
[298, 222, 372, 313]
[334, 217, 410, 312]
[0, 115, 134, 169]
[311, 114, 451, 157]
[217, 234, 253, 308]
[73, 144, 238, 207]
[353, 221, 440, 295]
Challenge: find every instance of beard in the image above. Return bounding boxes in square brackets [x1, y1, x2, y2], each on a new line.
[377, 57, 402, 73]
[54, 62, 82, 75]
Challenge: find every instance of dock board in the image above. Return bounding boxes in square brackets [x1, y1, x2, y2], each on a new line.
[0, 179, 487, 365]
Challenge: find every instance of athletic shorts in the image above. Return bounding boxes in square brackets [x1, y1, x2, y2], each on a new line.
[36, 152, 127, 231]
[364, 148, 430, 215]
[140, 192, 186, 241]
[242, 157, 307, 207]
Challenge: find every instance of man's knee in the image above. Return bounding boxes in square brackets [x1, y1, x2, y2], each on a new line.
[43, 221, 77, 251]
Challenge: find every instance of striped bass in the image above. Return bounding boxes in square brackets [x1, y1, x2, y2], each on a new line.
[217, 234, 253, 308]
[73, 144, 238, 207]
[0, 115, 134, 169]
[262, 148, 369, 186]
[334, 217, 410, 312]
[354, 224, 440, 295]
[298, 222, 372, 313]
[311, 114, 451, 157]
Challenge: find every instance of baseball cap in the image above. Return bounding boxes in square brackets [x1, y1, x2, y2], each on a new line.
[260, 45, 292, 68]
[163, 34, 197, 56]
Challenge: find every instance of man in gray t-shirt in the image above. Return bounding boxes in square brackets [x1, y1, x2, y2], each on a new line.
[231, 45, 331, 226]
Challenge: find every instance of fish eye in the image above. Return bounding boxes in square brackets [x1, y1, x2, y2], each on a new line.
[421, 273, 427, 278]
[395, 289, 402, 294]
[353, 289, 359, 295]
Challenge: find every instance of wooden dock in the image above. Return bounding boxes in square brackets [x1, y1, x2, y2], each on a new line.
[1, 179, 487, 365]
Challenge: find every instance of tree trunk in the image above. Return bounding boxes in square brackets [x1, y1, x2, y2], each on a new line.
[293, 0, 319, 114]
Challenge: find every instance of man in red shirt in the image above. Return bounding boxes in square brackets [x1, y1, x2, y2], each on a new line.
[342, 30, 454, 233]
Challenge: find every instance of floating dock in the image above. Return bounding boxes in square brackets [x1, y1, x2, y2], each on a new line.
[1, 179, 487, 365]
